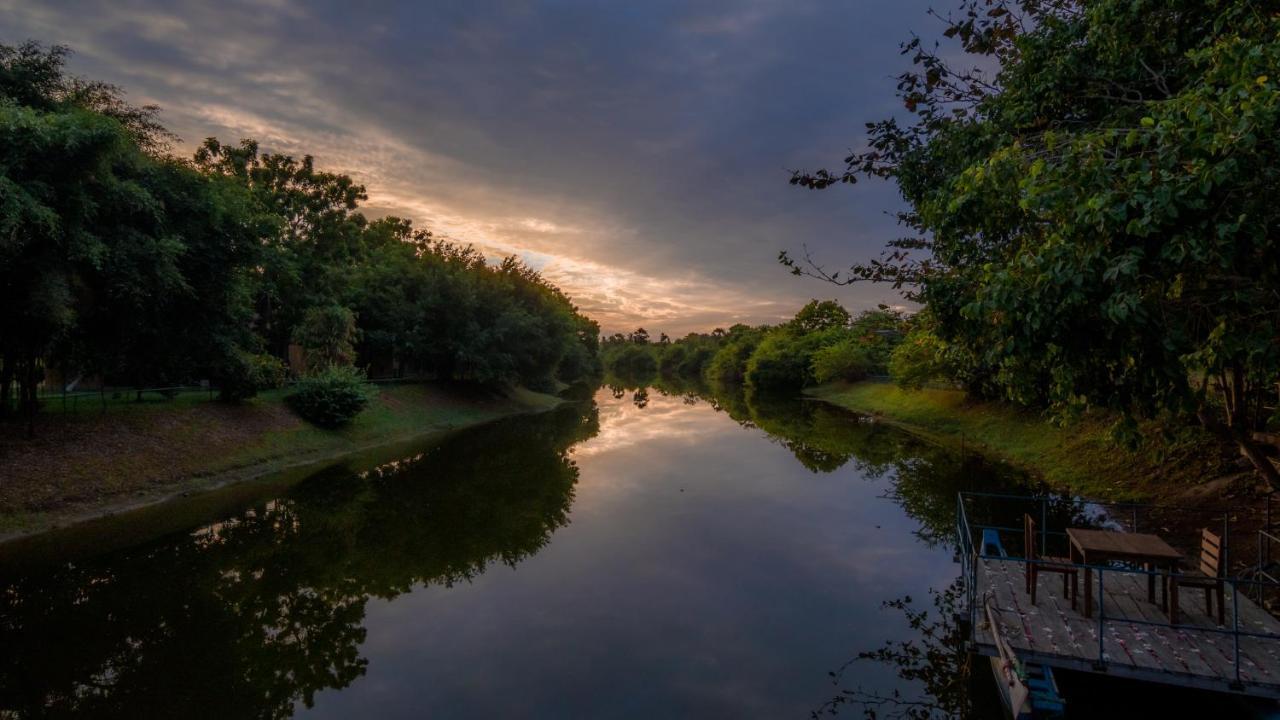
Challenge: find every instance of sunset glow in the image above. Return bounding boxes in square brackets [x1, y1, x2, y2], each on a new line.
[1, 0, 933, 335]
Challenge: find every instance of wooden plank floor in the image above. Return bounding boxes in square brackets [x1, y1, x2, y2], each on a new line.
[972, 557, 1280, 698]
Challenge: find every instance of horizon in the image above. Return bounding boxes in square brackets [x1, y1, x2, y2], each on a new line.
[1, 0, 939, 335]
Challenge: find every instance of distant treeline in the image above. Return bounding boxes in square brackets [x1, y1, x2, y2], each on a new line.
[601, 300, 918, 392]
[0, 42, 600, 423]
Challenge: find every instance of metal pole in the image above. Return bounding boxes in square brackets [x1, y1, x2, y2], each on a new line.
[1041, 497, 1048, 556]
[1224, 515, 1231, 574]
[1097, 568, 1106, 668]
[1234, 579, 1242, 685]
[1260, 533, 1266, 604]
[1132, 504, 1139, 534]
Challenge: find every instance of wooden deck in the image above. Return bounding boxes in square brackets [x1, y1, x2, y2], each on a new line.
[972, 557, 1280, 698]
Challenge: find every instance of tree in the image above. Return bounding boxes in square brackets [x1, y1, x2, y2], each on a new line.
[705, 326, 765, 384]
[73, 159, 265, 396]
[791, 300, 851, 333]
[292, 306, 359, 372]
[790, 1, 1280, 485]
[745, 328, 847, 391]
[890, 329, 951, 391]
[345, 218, 434, 375]
[194, 138, 369, 355]
[0, 42, 260, 430]
[811, 340, 872, 384]
[629, 328, 650, 345]
[1, 40, 601, 432]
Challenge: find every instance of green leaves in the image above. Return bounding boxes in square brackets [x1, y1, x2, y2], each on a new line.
[287, 365, 374, 428]
[808, 0, 1280, 442]
[1, 39, 601, 425]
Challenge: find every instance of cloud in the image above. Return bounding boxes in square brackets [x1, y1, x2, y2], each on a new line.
[1, 0, 938, 334]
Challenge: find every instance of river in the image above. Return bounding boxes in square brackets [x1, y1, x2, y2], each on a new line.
[0, 382, 1269, 718]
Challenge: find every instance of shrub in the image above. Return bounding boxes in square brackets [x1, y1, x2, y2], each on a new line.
[604, 344, 657, 376]
[811, 339, 872, 384]
[704, 331, 763, 383]
[745, 328, 846, 390]
[557, 340, 603, 384]
[889, 330, 951, 390]
[287, 365, 374, 427]
[219, 351, 287, 401]
[657, 344, 688, 376]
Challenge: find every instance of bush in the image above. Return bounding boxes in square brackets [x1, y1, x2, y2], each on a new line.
[219, 351, 287, 401]
[889, 330, 951, 390]
[811, 339, 872, 384]
[704, 332, 763, 383]
[604, 344, 657, 376]
[287, 365, 373, 427]
[745, 328, 846, 390]
[557, 340, 603, 384]
[657, 344, 688, 376]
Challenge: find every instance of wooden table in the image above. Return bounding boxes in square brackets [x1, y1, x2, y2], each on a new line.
[1066, 528, 1183, 618]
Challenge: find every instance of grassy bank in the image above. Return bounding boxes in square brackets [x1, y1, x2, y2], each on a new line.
[0, 383, 563, 537]
[807, 381, 1235, 502]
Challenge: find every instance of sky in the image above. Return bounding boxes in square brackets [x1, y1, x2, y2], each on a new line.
[2, 0, 951, 336]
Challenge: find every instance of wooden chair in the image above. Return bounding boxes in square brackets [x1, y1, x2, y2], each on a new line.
[1024, 514, 1078, 608]
[1172, 529, 1226, 626]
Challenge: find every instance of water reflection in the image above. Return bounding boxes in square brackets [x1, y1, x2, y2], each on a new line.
[0, 402, 598, 718]
[6, 379, 1247, 718]
[811, 578, 981, 720]
[605, 374, 1034, 547]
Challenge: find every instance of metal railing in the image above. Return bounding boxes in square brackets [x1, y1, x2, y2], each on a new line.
[957, 491, 1280, 688]
[6, 375, 428, 416]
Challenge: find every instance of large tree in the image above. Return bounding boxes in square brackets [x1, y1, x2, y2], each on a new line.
[193, 137, 369, 354]
[0, 43, 261, 427]
[789, 1, 1280, 484]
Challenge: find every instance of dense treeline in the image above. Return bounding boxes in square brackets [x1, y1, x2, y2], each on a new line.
[789, 0, 1280, 484]
[0, 42, 599, 428]
[601, 300, 906, 392]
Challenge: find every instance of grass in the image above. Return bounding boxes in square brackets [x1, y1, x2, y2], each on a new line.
[807, 380, 1230, 501]
[0, 382, 563, 536]
[214, 383, 560, 470]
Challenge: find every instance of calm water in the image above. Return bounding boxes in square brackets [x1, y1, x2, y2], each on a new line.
[0, 382, 1270, 718]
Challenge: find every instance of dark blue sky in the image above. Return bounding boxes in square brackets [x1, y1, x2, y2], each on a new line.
[4, 0, 954, 334]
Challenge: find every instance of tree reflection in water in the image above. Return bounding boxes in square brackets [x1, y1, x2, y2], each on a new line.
[605, 372, 1036, 544]
[603, 373, 1032, 719]
[0, 400, 599, 719]
[812, 579, 977, 720]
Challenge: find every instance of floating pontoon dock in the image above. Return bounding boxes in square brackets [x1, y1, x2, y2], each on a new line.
[958, 492, 1280, 700]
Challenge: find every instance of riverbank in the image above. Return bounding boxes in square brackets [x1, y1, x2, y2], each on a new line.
[0, 382, 564, 539]
[807, 381, 1248, 503]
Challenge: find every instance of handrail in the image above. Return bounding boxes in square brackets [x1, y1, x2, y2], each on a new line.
[959, 491, 1280, 686]
[956, 492, 978, 635]
[971, 523, 1070, 537]
[974, 552, 1280, 640]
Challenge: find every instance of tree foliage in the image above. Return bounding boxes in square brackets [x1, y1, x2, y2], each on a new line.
[293, 305, 359, 373]
[1, 41, 600, 430]
[0, 42, 263, 428]
[602, 302, 905, 392]
[812, 340, 872, 385]
[286, 365, 373, 428]
[789, 0, 1280, 483]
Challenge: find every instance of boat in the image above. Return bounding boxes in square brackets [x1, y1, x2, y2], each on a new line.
[981, 530, 1066, 719]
